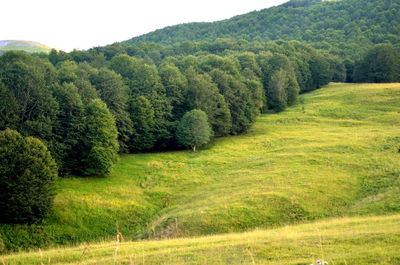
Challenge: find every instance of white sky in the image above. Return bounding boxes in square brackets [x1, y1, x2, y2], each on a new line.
[1, 0, 288, 52]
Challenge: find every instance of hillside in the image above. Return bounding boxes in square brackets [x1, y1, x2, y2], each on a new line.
[125, 0, 400, 57]
[2, 214, 400, 265]
[1, 83, 399, 253]
[0, 40, 52, 54]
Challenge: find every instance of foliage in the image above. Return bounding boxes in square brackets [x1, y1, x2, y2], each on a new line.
[89, 68, 133, 152]
[185, 71, 232, 136]
[0, 81, 19, 130]
[0, 129, 58, 224]
[353, 43, 400, 83]
[82, 99, 119, 176]
[176, 109, 212, 151]
[128, 96, 156, 152]
[0, 51, 59, 142]
[52, 83, 85, 175]
[267, 68, 289, 112]
[159, 63, 188, 120]
[210, 69, 255, 134]
[125, 0, 400, 62]
[57, 60, 79, 83]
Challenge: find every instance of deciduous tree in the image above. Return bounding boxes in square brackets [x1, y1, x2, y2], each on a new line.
[0, 129, 58, 224]
[176, 109, 212, 151]
[82, 99, 119, 176]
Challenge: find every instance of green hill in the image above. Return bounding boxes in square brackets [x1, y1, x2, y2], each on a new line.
[0, 40, 52, 54]
[1, 82, 399, 254]
[125, 0, 400, 57]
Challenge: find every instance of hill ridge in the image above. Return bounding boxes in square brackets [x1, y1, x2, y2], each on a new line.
[0, 40, 52, 54]
[124, 0, 400, 58]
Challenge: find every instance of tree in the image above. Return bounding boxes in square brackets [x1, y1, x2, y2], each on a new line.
[159, 63, 188, 120]
[110, 54, 175, 149]
[309, 53, 332, 89]
[82, 99, 119, 177]
[327, 54, 346, 82]
[0, 129, 58, 224]
[72, 63, 99, 104]
[48, 49, 70, 65]
[267, 69, 289, 112]
[210, 69, 256, 134]
[185, 70, 231, 136]
[109, 54, 140, 82]
[285, 72, 300, 107]
[57, 61, 79, 83]
[90, 68, 133, 152]
[353, 44, 400, 83]
[53, 83, 85, 175]
[129, 62, 165, 97]
[0, 51, 59, 142]
[128, 96, 156, 152]
[73, 78, 99, 105]
[235, 52, 262, 78]
[176, 109, 212, 151]
[244, 79, 265, 114]
[0, 81, 19, 131]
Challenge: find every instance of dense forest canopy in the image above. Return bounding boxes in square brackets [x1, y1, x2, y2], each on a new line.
[125, 0, 400, 60]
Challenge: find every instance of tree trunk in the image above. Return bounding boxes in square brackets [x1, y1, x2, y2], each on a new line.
[192, 145, 196, 152]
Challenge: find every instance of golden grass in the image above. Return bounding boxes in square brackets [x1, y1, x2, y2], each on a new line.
[2, 214, 399, 264]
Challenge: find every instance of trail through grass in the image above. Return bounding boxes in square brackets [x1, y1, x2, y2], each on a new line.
[1, 83, 399, 253]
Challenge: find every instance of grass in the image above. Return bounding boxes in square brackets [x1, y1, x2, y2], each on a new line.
[0, 83, 399, 255]
[1, 215, 400, 264]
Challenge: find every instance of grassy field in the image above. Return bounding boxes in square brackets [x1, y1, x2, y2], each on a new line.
[0, 83, 399, 255]
[2, 215, 400, 264]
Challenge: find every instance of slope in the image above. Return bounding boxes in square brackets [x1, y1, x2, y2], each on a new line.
[0, 40, 52, 54]
[0, 83, 399, 253]
[2, 215, 400, 264]
[125, 0, 400, 57]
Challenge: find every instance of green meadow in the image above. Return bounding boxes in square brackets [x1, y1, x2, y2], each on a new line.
[1, 83, 400, 260]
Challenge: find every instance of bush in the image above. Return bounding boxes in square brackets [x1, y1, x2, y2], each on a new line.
[0, 129, 58, 224]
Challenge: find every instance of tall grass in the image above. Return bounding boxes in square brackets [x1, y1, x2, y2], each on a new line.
[1, 215, 399, 264]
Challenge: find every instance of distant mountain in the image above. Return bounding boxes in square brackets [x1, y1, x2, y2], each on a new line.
[125, 0, 400, 57]
[0, 40, 52, 54]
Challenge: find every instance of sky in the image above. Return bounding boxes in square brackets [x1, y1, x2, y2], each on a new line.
[2, 0, 288, 52]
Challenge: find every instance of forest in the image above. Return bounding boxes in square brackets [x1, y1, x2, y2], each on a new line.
[127, 0, 400, 60]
